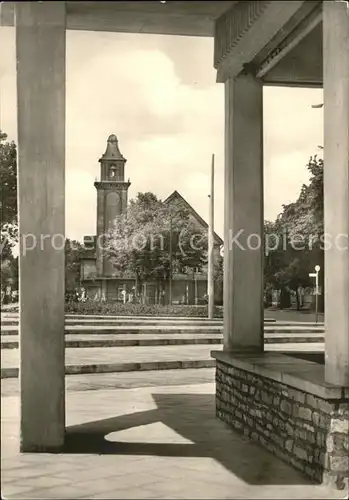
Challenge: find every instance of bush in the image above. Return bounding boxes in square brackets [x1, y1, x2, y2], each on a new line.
[65, 300, 223, 318]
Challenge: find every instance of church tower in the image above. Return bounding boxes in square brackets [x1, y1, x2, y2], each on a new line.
[95, 134, 130, 276]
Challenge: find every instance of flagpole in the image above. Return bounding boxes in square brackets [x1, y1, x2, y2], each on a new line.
[208, 154, 215, 319]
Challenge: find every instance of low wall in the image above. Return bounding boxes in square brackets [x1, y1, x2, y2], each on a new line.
[212, 352, 349, 490]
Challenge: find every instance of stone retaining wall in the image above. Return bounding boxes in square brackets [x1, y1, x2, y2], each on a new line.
[216, 360, 349, 489]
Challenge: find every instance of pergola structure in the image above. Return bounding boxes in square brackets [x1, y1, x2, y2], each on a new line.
[1, 0, 348, 486]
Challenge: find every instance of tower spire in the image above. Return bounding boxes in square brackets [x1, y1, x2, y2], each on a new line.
[101, 134, 125, 161]
[95, 134, 131, 277]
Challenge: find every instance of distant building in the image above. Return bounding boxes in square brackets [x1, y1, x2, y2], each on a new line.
[80, 135, 223, 304]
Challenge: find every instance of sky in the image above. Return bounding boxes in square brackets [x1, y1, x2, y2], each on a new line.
[0, 27, 323, 242]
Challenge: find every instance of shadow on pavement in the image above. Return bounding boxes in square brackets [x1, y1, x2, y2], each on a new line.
[65, 392, 311, 486]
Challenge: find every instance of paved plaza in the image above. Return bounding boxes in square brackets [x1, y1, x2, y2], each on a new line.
[1, 312, 325, 379]
[1, 311, 332, 498]
[1, 373, 345, 500]
[1, 343, 325, 379]
[0, 314, 342, 499]
[2, 0, 349, 496]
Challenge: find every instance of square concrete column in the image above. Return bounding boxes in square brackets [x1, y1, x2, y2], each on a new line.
[323, 1, 349, 386]
[16, 2, 66, 451]
[223, 74, 264, 351]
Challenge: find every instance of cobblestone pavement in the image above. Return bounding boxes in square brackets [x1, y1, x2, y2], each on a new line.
[1, 382, 344, 500]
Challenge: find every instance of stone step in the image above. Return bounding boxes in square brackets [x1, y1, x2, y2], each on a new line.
[0, 317, 321, 328]
[0, 343, 325, 379]
[269, 321, 324, 326]
[0, 325, 324, 336]
[0, 314, 276, 324]
[0, 326, 225, 336]
[0, 320, 323, 329]
[0, 316, 225, 324]
[1, 360, 217, 379]
[1, 319, 225, 327]
[0, 331, 324, 349]
[1, 313, 225, 319]
[264, 327, 324, 333]
[64, 314, 228, 321]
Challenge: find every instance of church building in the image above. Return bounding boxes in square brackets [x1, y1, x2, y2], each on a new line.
[80, 135, 223, 304]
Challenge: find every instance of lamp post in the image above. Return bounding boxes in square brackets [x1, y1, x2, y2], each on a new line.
[309, 265, 321, 323]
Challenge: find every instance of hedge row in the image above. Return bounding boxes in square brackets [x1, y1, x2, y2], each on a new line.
[64, 301, 223, 318]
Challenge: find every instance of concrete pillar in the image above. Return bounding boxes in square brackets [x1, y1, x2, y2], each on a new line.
[16, 2, 66, 451]
[323, 1, 349, 386]
[223, 73, 264, 351]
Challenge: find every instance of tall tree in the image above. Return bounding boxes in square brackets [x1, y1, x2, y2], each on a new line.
[213, 255, 223, 305]
[1, 256, 18, 296]
[264, 155, 324, 310]
[282, 155, 323, 239]
[65, 239, 84, 293]
[1, 132, 18, 299]
[0, 131, 17, 229]
[104, 192, 208, 299]
[1, 131, 18, 256]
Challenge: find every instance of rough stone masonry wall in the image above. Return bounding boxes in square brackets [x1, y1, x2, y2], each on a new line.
[216, 361, 349, 489]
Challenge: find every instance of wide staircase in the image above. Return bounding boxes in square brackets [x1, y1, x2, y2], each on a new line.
[1, 313, 325, 378]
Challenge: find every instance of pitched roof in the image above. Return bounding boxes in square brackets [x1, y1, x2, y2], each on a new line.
[164, 190, 223, 245]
